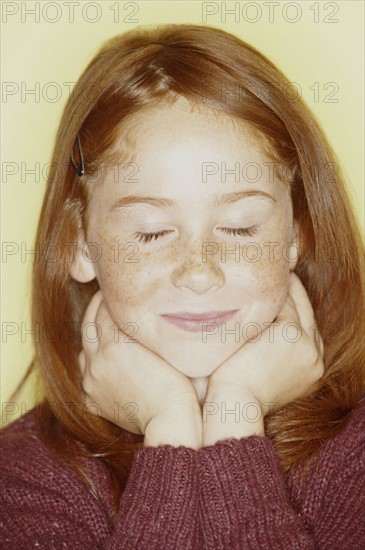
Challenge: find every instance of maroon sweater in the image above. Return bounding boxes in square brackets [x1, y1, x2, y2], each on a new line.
[1, 402, 364, 549]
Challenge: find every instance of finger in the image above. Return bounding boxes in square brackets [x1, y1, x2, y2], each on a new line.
[81, 289, 103, 325]
[94, 301, 119, 345]
[80, 290, 104, 354]
[288, 273, 317, 335]
[311, 327, 324, 356]
[78, 350, 88, 405]
[96, 301, 140, 345]
[275, 286, 300, 325]
[275, 293, 298, 321]
[78, 350, 87, 376]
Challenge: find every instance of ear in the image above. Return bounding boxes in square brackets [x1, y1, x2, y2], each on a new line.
[287, 220, 300, 271]
[69, 233, 97, 283]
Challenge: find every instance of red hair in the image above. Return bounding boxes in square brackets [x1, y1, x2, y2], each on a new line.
[8, 24, 365, 513]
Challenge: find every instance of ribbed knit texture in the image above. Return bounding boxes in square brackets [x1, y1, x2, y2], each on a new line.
[1, 402, 364, 549]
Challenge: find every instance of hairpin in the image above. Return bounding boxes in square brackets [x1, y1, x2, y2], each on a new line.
[70, 134, 85, 177]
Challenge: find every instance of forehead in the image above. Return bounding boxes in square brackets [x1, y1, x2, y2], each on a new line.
[127, 98, 263, 157]
[92, 99, 290, 207]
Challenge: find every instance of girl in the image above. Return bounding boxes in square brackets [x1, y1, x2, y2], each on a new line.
[1, 24, 364, 549]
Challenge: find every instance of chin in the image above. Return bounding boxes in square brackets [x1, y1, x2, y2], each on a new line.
[162, 352, 225, 378]
[176, 364, 218, 378]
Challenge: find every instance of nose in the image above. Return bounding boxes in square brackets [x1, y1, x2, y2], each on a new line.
[171, 245, 225, 295]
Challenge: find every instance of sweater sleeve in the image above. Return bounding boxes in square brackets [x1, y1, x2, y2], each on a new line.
[1, 437, 201, 549]
[108, 444, 201, 549]
[196, 431, 365, 550]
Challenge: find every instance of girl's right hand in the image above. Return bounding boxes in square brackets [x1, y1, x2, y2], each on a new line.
[78, 290, 202, 447]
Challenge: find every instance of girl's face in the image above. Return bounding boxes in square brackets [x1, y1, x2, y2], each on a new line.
[72, 99, 298, 380]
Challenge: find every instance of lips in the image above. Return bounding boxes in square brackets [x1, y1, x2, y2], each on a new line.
[161, 310, 238, 321]
[160, 310, 239, 333]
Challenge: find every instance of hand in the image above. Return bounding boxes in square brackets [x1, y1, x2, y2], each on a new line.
[79, 290, 202, 447]
[205, 273, 325, 418]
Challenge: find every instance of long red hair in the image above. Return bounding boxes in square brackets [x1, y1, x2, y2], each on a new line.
[7, 24, 365, 514]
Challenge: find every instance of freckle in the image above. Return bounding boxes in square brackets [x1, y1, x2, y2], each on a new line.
[100, 239, 182, 308]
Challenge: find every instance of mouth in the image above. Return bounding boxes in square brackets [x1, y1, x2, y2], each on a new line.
[159, 310, 239, 333]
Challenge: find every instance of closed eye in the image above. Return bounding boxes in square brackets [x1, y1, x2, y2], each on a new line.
[217, 226, 257, 237]
[133, 230, 174, 243]
[133, 226, 257, 244]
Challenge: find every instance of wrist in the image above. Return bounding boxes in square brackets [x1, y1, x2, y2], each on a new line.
[144, 406, 202, 450]
[204, 385, 263, 411]
[202, 390, 265, 447]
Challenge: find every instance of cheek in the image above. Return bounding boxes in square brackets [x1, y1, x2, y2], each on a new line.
[92, 234, 175, 311]
[251, 244, 290, 286]
[236, 232, 292, 314]
[97, 259, 157, 311]
[254, 255, 290, 313]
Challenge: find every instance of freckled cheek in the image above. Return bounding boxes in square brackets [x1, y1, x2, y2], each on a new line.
[233, 237, 291, 306]
[93, 237, 171, 311]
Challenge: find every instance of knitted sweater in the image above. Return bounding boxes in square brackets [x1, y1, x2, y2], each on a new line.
[1, 402, 364, 550]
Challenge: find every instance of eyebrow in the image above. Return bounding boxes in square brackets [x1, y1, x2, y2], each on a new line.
[110, 190, 276, 212]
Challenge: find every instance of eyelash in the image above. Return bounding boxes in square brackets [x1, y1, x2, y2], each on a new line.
[134, 230, 174, 243]
[133, 226, 257, 244]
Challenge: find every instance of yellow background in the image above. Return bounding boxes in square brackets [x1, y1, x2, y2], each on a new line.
[1, 0, 364, 424]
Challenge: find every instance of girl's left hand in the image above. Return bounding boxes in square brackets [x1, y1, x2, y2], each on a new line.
[205, 272, 325, 418]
